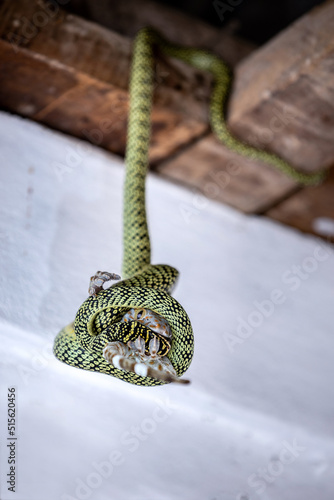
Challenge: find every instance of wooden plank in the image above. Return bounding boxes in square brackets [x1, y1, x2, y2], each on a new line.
[0, 40, 78, 117]
[0, 39, 206, 162]
[228, 0, 334, 173]
[2, 0, 330, 216]
[157, 1, 334, 213]
[156, 134, 298, 214]
[0, 0, 209, 162]
[267, 167, 334, 240]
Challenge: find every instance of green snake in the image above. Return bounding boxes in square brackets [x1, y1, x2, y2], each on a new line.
[53, 28, 325, 387]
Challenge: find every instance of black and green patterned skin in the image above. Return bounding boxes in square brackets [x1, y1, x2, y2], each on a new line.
[54, 28, 195, 386]
[54, 266, 194, 386]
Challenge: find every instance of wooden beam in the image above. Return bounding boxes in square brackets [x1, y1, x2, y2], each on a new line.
[0, 0, 211, 163]
[156, 134, 298, 214]
[1, 0, 332, 218]
[228, 0, 334, 173]
[267, 168, 334, 241]
[73, 0, 256, 67]
[156, 0, 334, 214]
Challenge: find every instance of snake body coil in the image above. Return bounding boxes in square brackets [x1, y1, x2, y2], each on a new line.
[54, 28, 324, 386]
[54, 29, 195, 386]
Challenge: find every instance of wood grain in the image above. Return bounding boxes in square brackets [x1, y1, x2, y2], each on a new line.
[0, 0, 209, 162]
[267, 167, 334, 240]
[1, 0, 333, 218]
[156, 134, 298, 214]
[228, 0, 334, 173]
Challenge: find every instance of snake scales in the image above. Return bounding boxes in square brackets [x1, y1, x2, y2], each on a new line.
[53, 28, 324, 386]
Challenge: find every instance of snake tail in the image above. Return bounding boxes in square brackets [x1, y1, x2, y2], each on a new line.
[142, 28, 326, 186]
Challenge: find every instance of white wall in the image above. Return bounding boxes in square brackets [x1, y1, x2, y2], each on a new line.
[0, 112, 333, 500]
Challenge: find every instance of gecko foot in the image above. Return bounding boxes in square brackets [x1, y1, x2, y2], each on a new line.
[103, 341, 189, 384]
[88, 271, 121, 296]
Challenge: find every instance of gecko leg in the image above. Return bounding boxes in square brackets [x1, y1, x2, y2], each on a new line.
[103, 341, 189, 384]
[88, 271, 121, 296]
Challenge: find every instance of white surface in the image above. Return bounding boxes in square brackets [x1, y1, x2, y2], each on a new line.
[0, 111, 333, 500]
